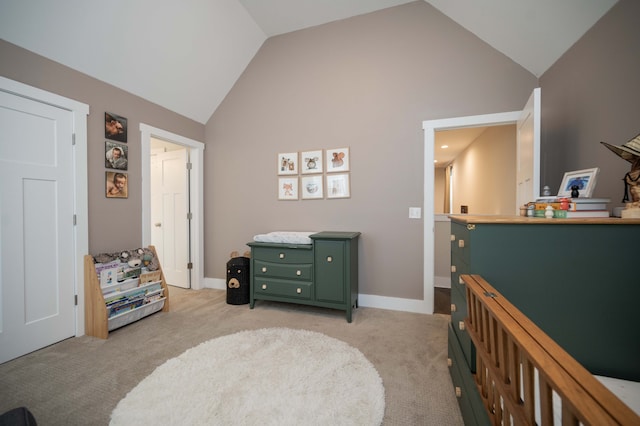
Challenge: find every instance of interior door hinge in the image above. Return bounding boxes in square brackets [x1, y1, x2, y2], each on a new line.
[187, 212, 193, 220]
[186, 162, 192, 170]
[74, 295, 78, 306]
[72, 133, 76, 145]
[187, 262, 193, 270]
[73, 214, 77, 226]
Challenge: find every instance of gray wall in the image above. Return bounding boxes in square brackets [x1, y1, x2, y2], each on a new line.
[539, 0, 640, 206]
[0, 40, 205, 254]
[205, 2, 537, 299]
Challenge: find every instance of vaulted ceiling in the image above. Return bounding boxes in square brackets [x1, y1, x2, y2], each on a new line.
[0, 0, 617, 124]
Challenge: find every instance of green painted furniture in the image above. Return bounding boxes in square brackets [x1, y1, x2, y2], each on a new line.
[248, 231, 360, 322]
[448, 215, 640, 426]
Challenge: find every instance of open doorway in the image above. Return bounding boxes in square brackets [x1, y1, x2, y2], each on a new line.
[150, 138, 191, 288]
[140, 124, 205, 290]
[423, 88, 540, 313]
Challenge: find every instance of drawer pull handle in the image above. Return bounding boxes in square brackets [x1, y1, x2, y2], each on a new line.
[296, 270, 301, 276]
[279, 253, 285, 259]
[447, 358, 452, 367]
[296, 288, 302, 294]
[326, 256, 332, 262]
[458, 321, 465, 331]
[450, 304, 456, 312]
[458, 239, 465, 248]
[455, 387, 462, 398]
[451, 265, 456, 273]
[262, 284, 267, 290]
[262, 267, 267, 273]
[450, 234, 455, 241]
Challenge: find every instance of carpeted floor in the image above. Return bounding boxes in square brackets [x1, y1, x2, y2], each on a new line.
[0, 287, 463, 425]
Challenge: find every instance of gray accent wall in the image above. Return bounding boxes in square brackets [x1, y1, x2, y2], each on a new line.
[539, 0, 640, 205]
[0, 40, 204, 254]
[205, 2, 537, 300]
[4, 0, 635, 302]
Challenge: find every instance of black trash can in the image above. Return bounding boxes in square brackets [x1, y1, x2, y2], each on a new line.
[226, 256, 250, 305]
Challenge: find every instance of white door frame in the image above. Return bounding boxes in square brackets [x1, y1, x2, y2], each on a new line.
[0, 76, 89, 336]
[423, 111, 521, 314]
[140, 124, 205, 290]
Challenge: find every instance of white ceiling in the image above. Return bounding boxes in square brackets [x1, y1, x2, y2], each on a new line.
[0, 0, 617, 125]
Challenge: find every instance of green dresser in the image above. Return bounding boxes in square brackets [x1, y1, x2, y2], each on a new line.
[248, 231, 360, 322]
[448, 215, 640, 426]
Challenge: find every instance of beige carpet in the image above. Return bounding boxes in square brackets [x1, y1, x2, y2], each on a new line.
[0, 287, 463, 425]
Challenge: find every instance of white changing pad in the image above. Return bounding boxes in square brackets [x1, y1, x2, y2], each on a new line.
[253, 231, 316, 245]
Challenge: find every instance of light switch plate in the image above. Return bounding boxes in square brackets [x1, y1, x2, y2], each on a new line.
[409, 207, 421, 219]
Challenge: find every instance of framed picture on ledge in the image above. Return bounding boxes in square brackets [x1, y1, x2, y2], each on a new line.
[557, 167, 599, 198]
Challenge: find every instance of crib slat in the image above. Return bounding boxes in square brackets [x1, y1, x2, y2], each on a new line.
[461, 274, 640, 426]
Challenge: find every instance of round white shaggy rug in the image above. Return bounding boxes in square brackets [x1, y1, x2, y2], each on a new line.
[110, 328, 385, 426]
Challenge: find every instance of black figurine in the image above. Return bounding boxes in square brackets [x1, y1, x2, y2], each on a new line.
[570, 185, 580, 198]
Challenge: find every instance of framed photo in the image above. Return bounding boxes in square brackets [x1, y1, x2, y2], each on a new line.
[326, 173, 350, 199]
[106, 171, 128, 198]
[326, 147, 350, 173]
[301, 175, 324, 199]
[557, 167, 599, 198]
[105, 141, 128, 170]
[105, 112, 127, 142]
[277, 152, 298, 175]
[278, 177, 299, 200]
[301, 150, 323, 174]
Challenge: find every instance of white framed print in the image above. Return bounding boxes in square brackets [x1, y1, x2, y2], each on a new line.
[277, 152, 298, 175]
[301, 150, 323, 174]
[278, 177, 299, 200]
[326, 173, 350, 199]
[301, 175, 324, 199]
[326, 147, 350, 173]
[557, 167, 599, 198]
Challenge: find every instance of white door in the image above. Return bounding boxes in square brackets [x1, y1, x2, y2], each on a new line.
[516, 88, 541, 211]
[150, 148, 190, 288]
[0, 91, 76, 363]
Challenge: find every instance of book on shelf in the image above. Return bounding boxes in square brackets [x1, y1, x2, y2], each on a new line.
[557, 209, 610, 218]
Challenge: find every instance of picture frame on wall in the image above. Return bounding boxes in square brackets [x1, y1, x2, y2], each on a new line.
[105, 112, 127, 142]
[277, 152, 298, 175]
[326, 147, 350, 173]
[278, 177, 299, 200]
[105, 141, 128, 170]
[301, 150, 323, 174]
[557, 167, 599, 198]
[301, 175, 324, 199]
[326, 173, 350, 199]
[106, 171, 128, 198]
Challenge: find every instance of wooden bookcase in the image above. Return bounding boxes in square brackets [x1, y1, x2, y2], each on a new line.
[84, 245, 170, 339]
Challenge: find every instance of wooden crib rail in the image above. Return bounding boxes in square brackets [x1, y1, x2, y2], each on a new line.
[462, 274, 639, 426]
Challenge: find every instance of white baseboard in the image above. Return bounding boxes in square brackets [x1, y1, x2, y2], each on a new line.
[204, 277, 226, 290]
[358, 293, 432, 315]
[201, 277, 435, 315]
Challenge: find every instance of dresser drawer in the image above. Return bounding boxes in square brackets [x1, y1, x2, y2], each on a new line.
[448, 324, 490, 425]
[451, 223, 470, 264]
[251, 245, 313, 264]
[254, 260, 313, 280]
[253, 277, 312, 300]
[451, 286, 476, 372]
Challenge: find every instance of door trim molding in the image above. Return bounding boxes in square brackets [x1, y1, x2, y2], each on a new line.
[0, 76, 89, 336]
[422, 111, 520, 314]
[140, 124, 205, 290]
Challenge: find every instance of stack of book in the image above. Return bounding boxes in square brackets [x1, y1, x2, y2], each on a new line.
[534, 197, 611, 218]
